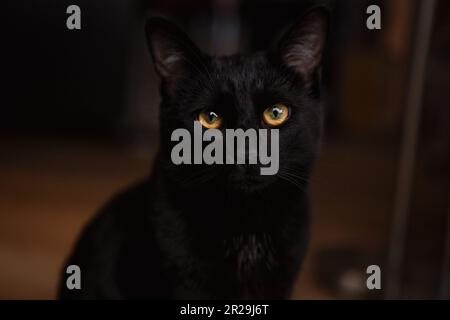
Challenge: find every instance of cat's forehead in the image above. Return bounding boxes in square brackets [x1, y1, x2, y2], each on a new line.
[209, 53, 274, 92]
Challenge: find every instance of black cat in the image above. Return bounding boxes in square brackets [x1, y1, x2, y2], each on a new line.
[58, 6, 329, 299]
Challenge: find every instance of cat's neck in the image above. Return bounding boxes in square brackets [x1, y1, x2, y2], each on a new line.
[153, 169, 310, 236]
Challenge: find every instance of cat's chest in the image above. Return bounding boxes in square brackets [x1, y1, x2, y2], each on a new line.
[223, 233, 276, 277]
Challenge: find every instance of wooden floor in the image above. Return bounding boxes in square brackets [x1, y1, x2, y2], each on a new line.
[0, 134, 396, 299]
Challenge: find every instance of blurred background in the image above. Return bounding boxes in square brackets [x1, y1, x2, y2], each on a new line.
[2, 0, 449, 299]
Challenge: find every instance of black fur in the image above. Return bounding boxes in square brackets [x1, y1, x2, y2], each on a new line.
[58, 7, 328, 299]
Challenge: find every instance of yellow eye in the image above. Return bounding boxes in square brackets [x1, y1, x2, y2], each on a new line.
[198, 110, 223, 129]
[263, 103, 289, 126]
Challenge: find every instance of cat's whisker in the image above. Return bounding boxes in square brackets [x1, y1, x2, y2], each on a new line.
[179, 167, 216, 187]
[179, 172, 205, 185]
[282, 165, 335, 187]
[279, 168, 310, 184]
[186, 173, 214, 186]
[277, 173, 307, 192]
[281, 168, 308, 179]
[280, 165, 308, 176]
[283, 173, 309, 185]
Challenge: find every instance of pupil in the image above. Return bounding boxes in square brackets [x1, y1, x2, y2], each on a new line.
[208, 112, 216, 122]
[272, 107, 282, 118]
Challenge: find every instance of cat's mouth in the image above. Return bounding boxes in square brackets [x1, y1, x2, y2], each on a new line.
[227, 165, 273, 192]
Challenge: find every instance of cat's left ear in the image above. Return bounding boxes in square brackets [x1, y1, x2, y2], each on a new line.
[277, 6, 329, 83]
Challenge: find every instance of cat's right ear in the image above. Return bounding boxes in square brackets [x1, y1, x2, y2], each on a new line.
[145, 17, 203, 84]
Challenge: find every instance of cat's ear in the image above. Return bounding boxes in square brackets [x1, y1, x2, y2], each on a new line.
[277, 7, 329, 83]
[145, 17, 203, 83]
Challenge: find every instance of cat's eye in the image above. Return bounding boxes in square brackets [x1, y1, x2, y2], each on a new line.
[263, 103, 289, 126]
[198, 110, 223, 129]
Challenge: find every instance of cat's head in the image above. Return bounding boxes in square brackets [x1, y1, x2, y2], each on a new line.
[145, 7, 328, 194]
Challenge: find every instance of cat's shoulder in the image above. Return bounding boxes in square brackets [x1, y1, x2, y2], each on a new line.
[88, 178, 155, 236]
[64, 179, 155, 269]
[58, 179, 155, 299]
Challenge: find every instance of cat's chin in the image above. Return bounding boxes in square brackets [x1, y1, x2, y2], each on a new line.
[227, 174, 273, 193]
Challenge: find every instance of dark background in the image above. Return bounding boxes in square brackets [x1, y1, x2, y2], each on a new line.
[2, 0, 450, 299]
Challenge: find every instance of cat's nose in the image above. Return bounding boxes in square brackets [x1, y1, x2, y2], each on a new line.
[234, 144, 258, 165]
